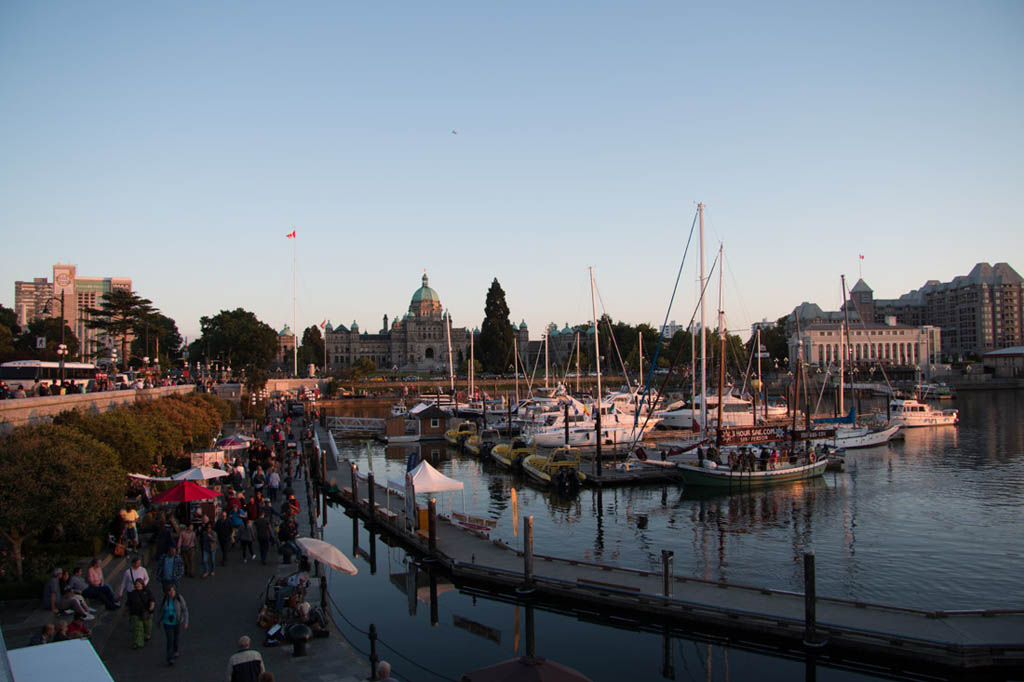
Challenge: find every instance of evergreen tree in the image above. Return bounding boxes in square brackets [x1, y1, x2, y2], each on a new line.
[84, 289, 155, 369]
[479, 279, 514, 373]
[298, 326, 325, 370]
[190, 308, 278, 392]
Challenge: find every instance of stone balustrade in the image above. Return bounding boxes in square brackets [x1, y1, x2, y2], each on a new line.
[0, 384, 196, 433]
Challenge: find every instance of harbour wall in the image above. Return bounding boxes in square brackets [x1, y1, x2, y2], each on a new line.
[0, 385, 195, 434]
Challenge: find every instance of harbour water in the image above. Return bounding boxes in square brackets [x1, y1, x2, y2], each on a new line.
[318, 390, 1024, 681]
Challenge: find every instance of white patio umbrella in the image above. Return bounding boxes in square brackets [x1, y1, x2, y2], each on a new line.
[295, 538, 358, 575]
[172, 466, 230, 481]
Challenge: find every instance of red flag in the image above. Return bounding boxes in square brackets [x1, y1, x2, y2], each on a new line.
[320, 319, 326, 329]
[858, 254, 864, 260]
[286, 230, 296, 239]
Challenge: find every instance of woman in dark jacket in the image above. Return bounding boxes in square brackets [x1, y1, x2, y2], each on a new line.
[126, 578, 155, 649]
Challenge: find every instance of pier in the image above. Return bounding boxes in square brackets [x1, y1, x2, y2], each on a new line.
[322, 464, 1024, 678]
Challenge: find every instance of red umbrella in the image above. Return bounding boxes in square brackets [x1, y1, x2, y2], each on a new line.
[150, 480, 222, 503]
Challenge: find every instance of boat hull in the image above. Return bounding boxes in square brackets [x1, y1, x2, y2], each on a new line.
[675, 458, 829, 488]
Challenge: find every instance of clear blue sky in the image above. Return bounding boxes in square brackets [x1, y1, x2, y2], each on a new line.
[2, 1, 1021, 343]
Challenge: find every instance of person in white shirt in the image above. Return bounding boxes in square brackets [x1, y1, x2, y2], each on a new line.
[118, 556, 151, 600]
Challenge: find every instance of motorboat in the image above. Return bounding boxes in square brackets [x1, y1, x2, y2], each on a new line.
[444, 421, 477, 446]
[490, 438, 535, 469]
[889, 398, 958, 427]
[465, 428, 501, 456]
[521, 447, 586, 494]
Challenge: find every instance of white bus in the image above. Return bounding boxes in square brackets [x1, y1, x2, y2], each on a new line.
[0, 360, 99, 391]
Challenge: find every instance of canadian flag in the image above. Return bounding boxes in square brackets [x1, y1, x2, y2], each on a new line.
[859, 254, 864, 260]
[286, 230, 296, 239]
[320, 319, 326, 329]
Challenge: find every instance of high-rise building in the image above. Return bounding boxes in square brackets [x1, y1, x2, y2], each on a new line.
[838, 263, 1023, 360]
[13, 264, 132, 361]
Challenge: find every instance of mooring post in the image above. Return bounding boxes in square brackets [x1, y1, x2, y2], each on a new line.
[349, 461, 358, 501]
[367, 472, 376, 527]
[368, 623, 379, 679]
[662, 549, 674, 597]
[803, 551, 826, 647]
[517, 515, 535, 594]
[564, 403, 570, 446]
[427, 497, 438, 557]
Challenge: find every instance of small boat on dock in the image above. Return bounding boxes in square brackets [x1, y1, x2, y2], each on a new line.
[444, 421, 477, 446]
[522, 447, 587, 494]
[464, 428, 500, 456]
[490, 438, 535, 470]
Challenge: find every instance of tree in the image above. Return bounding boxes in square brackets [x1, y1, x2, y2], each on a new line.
[0, 424, 123, 580]
[85, 289, 155, 368]
[130, 312, 183, 365]
[14, 317, 79, 359]
[479, 279, 514, 373]
[54, 409, 158, 473]
[191, 308, 278, 393]
[0, 304, 19, 336]
[351, 357, 376, 379]
[0, 325, 13, 355]
[298, 326, 325, 370]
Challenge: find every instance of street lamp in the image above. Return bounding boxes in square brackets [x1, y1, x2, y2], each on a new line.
[42, 289, 67, 382]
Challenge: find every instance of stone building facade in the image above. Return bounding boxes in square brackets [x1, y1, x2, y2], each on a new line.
[323, 272, 529, 374]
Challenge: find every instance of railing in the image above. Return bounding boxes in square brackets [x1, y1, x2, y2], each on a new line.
[326, 416, 386, 432]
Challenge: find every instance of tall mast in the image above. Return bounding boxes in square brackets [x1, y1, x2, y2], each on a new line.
[839, 275, 847, 416]
[690, 322, 696, 432]
[469, 331, 474, 398]
[589, 266, 602, 404]
[715, 244, 725, 444]
[699, 203, 707, 432]
[575, 332, 580, 394]
[445, 309, 454, 393]
[544, 332, 549, 390]
[292, 230, 297, 377]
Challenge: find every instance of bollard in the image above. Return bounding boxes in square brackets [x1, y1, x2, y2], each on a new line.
[803, 551, 827, 647]
[427, 498, 438, 557]
[367, 473, 376, 527]
[662, 549, 674, 597]
[516, 515, 535, 594]
[368, 623, 379, 679]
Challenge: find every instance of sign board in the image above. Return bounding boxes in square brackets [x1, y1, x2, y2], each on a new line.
[718, 426, 787, 445]
[190, 450, 226, 467]
[791, 428, 836, 441]
[36, 336, 47, 349]
[756, 352, 770, 358]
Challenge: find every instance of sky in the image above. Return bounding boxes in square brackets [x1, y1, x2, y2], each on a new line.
[1, 1, 1021, 345]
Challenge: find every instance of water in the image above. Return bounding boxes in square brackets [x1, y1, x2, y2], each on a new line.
[318, 390, 1024, 681]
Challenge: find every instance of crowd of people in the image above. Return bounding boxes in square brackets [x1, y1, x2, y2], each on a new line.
[28, 407, 331, 681]
[0, 374, 222, 400]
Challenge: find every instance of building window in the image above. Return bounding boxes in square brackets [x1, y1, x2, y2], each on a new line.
[430, 419, 439, 428]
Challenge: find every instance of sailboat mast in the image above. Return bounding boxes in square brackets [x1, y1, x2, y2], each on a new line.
[715, 244, 725, 444]
[544, 332, 549, 390]
[690, 322, 697, 432]
[590, 266, 602, 403]
[575, 332, 580, 394]
[470, 331, 474, 398]
[445, 309, 454, 393]
[839, 275, 847, 416]
[699, 203, 707, 432]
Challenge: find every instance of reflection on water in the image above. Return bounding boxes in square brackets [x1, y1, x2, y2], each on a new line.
[333, 391, 1024, 613]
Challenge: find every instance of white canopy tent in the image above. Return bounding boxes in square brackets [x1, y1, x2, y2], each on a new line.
[385, 460, 465, 515]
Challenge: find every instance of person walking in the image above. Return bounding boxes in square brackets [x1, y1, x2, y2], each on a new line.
[126, 578, 155, 649]
[157, 546, 185, 594]
[160, 585, 188, 666]
[199, 522, 217, 578]
[177, 523, 197, 578]
[253, 512, 273, 565]
[117, 556, 150, 601]
[215, 511, 234, 566]
[238, 518, 255, 562]
[226, 635, 265, 682]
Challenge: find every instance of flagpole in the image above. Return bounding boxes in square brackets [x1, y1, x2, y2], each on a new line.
[293, 230, 297, 377]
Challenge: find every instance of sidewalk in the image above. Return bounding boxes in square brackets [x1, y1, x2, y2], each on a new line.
[3, 415, 372, 682]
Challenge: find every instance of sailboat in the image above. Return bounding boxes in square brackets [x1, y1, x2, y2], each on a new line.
[673, 237, 829, 488]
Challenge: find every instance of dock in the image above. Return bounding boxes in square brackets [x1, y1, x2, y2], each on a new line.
[323, 463, 1024, 677]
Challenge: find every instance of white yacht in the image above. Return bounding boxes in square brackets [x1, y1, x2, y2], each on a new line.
[889, 398, 958, 427]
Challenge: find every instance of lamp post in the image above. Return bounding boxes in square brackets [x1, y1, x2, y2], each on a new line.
[43, 289, 67, 382]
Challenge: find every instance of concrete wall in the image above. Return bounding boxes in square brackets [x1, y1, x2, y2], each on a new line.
[0, 385, 195, 433]
[266, 378, 324, 395]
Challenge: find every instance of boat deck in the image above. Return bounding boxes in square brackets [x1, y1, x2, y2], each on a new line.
[326, 464, 1024, 676]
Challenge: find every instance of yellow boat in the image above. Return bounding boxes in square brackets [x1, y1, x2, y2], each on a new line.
[444, 421, 477, 446]
[521, 447, 586, 494]
[490, 438, 536, 469]
[465, 428, 501, 456]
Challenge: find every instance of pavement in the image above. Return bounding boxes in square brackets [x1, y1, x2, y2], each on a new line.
[2, 415, 372, 682]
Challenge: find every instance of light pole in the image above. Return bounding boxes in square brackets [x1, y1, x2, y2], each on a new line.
[43, 289, 67, 382]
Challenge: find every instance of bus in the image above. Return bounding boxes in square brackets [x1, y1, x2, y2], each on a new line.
[0, 360, 100, 391]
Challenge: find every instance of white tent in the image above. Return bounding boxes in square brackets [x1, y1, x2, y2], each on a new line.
[386, 460, 465, 515]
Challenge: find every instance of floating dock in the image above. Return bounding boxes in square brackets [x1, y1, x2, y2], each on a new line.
[323, 464, 1024, 678]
